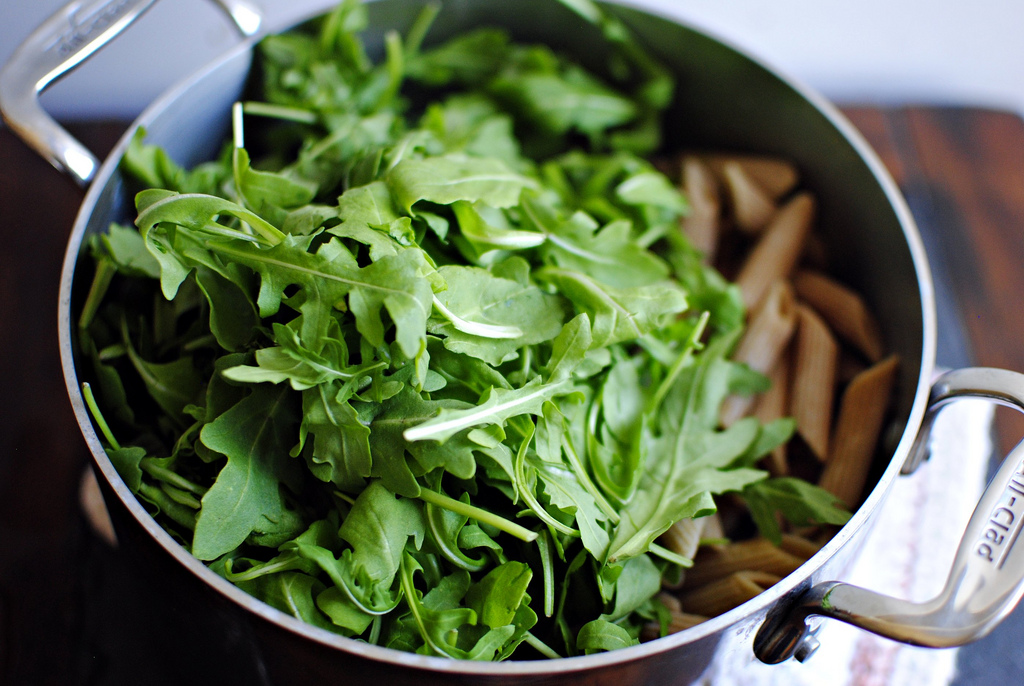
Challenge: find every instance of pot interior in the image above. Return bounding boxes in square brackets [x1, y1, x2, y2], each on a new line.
[59, 0, 934, 679]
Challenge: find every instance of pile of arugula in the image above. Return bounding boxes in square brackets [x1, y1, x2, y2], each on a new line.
[77, 0, 849, 660]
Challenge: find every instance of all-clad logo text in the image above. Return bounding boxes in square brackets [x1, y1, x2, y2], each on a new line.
[976, 461, 1024, 568]
[57, 0, 136, 57]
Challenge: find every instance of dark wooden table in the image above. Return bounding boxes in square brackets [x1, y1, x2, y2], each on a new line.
[1, 108, 1023, 684]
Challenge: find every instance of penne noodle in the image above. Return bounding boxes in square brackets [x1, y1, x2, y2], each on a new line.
[790, 304, 839, 461]
[819, 355, 900, 507]
[752, 352, 792, 476]
[680, 570, 781, 617]
[679, 156, 722, 262]
[701, 513, 726, 542]
[793, 270, 885, 362]
[665, 610, 709, 632]
[779, 533, 824, 560]
[735, 193, 816, 311]
[721, 280, 797, 426]
[661, 517, 707, 562]
[682, 538, 806, 589]
[702, 154, 799, 200]
[721, 161, 776, 234]
[641, 609, 709, 641]
[657, 591, 683, 614]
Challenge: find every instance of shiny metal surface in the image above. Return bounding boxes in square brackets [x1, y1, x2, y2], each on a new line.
[6, 0, 960, 683]
[756, 368, 1024, 663]
[0, 0, 260, 186]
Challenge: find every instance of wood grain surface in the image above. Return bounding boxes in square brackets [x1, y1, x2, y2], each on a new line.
[1, 109, 1023, 683]
[844, 107, 1024, 460]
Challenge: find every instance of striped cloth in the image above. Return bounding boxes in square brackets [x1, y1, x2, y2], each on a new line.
[699, 396, 994, 685]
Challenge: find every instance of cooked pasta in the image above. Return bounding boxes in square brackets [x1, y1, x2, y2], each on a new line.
[735, 193, 816, 311]
[683, 537, 807, 589]
[819, 355, 900, 507]
[794, 269, 885, 362]
[790, 304, 839, 461]
[679, 155, 722, 262]
[661, 517, 707, 562]
[752, 354, 791, 476]
[680, 570, 782, 617]
[721, 161, 776, 233]
[721, 280, 797, 426]
[701, 154, 799, 200]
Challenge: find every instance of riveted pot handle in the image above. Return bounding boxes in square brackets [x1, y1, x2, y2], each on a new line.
[755, 367, 1024, 664]
[0, 0, 261, 186]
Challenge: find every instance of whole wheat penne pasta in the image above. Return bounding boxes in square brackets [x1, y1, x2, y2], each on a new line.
[679, 156, 722, 261]
[657, 591, 683, 613]
[721, 280, 797, 426]
[680, 571, 781, 617]
[683, 538, 805, 589]
[640, 610, 709, 641]
[661, 517, 707, 562]
[722, 161, 776, 234]
[702, 154, 799, 200]
[779, 533, 824, 560]
[752, 352, 791, 476]
[735, 193, 815, 311]
[794, 270, 885, 362]
[663, 609, 709, 634]
[819, 355, 900, 507]
[790, 304, 839, 461]
[700, 512, 726, 543]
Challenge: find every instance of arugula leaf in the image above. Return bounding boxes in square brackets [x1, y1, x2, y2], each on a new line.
[606, 353, 768, 564]
[193, 384, 300, 560]
[428, 264, 568, 365]
[535, 266, 687, 347]
[387, 153, 537, 212]
[742, 478, 852, 545]
[576, 619, 638, 654]
[404, 376, 572, 443]
[522, 192, 670, 289]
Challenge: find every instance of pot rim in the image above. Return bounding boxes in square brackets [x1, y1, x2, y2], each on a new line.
[57, 0, 937, 675]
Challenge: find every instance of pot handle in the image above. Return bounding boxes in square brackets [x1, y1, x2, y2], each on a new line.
[0, 0, 262, 187]
[754, 366, 1024, 664]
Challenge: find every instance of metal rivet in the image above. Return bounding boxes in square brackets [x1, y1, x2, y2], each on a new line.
[794, 634, 821, 663]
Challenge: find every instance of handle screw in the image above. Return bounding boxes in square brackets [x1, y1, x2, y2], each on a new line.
[794, 634, 821, 663]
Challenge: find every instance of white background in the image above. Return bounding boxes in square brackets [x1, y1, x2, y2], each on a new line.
[2, 0, 1023, 121]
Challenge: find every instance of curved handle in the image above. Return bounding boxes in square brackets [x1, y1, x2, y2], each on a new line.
[755, 367, 1024, 664]
[0, 0, 262, 187]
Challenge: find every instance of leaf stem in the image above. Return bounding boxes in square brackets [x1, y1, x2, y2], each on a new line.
[139, 482, 196, 531]
[140, 457, 207, 496]
[242, 101, 318, 125]
[423, 500, 488, 572]
[399, 552, 461, 658]
[537, 530, 556, 617]
[431, 295, 523, 339]
[78, 257, 117, 331]
[81, 382, 120, 450]
[647, 542, 693, 568]
[513, 424, 579, 537]
[561, 435, 619, 524]
[524, 631, 562, 659]
[403, 1, 441, 55]
[649, 311, 709, 414]
[416, 488, 538, 543]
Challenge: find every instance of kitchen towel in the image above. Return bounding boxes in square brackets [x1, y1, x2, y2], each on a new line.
[698, 395, 995, 686]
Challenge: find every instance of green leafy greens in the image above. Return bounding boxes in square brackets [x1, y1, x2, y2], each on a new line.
[78, 0, 849, 660]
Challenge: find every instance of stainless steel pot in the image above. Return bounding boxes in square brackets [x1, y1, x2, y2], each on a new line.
[5, 0, 1024, 683]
